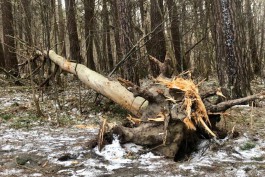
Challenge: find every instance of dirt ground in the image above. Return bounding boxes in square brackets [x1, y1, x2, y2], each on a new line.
[0, 77, 265, 176]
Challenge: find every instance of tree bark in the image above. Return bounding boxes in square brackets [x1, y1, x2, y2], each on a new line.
[84, 0, 96, 70]
[21, 0, 33, 46]
[65, 0, 81, 62]
[117, 0, 139, 84]
[1, 0, 18, 75]
[111, 0, 122, 66]
[44, 50, 147, 116]
[212, 0, 251, 98]
[58, 0, 66, 57]
[146, 0, 166, 77]
[246, 0, 260, 75]
[102, 0, 113, 71]
[0, 38, 5, 68]
[167, 0, 182, 73]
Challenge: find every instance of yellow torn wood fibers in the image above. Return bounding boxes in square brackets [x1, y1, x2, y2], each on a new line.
[195, 95, 211, 125]
[183, 117, 196, 130]
[148, 117, 165, 122]
[216, 88, 226, 98]
[157, 76, 216, 137]
[183, 98, 192, 119]
[163, 77, 198, 93]
[148, 112, 166, 122]
[98, 119, 107, 151]
[165, 96, 177, 103]
[127, 114, 142, 125]
[63, 60, 72, 70]
[198, 116, 216, 137]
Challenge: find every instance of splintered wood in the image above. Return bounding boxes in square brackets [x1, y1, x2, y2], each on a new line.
[157, 76, 216, 137]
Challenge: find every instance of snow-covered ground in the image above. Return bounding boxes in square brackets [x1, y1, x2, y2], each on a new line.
[1, 81, 264, 176]
[0, 123, 264, 177]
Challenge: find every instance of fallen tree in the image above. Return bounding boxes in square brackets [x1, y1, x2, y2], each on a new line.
[42, 50, 265, 159]
[43, 50, 147, 116]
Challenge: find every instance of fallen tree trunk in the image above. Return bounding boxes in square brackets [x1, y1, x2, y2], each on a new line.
[43, 50, 265, 159]
[44, 50, 147, 116]
[205, 92, 265, 112]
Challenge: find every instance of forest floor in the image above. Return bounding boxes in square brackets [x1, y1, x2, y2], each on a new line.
[0, 75, 265, 177]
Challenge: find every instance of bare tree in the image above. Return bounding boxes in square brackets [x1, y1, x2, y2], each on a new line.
[167, 0, 182, 73]
[117, 0, 139, 84]
[0, 38, 5, 67]
[146, 0, 166, 77]
[58, 0, 66, 57]
[102, 0, 113, 71]
[111, 0, 122, 67]
[260, 2, 265, 78]
[84, 0, 96, 70]
[21, 0, 33, 46]
[65, 0, 81, 62]
[246, 0, 260, 75]
[1, 0, 18, 76]
[212, 0, 251, 98]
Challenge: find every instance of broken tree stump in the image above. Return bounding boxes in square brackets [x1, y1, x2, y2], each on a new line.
[42, 50, 265, 159]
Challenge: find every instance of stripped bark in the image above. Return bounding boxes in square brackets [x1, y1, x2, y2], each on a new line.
[44, 50, 147, 116]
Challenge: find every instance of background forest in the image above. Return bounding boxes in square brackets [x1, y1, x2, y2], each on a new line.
[1, 1, 265, 176]
[0, 0, 264, 98]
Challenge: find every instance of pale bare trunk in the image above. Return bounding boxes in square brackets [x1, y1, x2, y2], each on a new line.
[44, 50, 147, 116]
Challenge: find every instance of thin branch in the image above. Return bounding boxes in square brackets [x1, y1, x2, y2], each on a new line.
[108, 19, 166, 77]
[206, 92, 265, 112]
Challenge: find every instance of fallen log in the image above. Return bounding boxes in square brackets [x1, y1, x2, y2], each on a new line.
[43, 50, 147, 116]
[42, 50, 265, 159]
[205, 92, 265, 112]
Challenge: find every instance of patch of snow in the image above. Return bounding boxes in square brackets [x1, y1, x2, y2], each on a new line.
[140, 152, 160, 159]
[139, 152, 164, 171]
[0, 169, 24, 176]
[94, 135, 132, 170]
[72, 108, 78, 113]
[29, 173, 43, 177]
[236, 168, 247, 177]
[1, 119, 264, 177]
[123, 143, 143, 153]
[0, 94, 30, 110]
[1, 144, 16, 151]
[179, 164, 198, 173]
[232, 105, 250, 108]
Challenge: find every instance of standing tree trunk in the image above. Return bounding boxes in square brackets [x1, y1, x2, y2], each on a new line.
[117, 0, 139, 84]
[167, 0, 182, 73]
[0, 38, 5, 67]
[213, 0, 251, 98]
[21, 0, 38, 71]
[102, 0, 113, 71]
[101, 0, 108, 71]
[65, 0, 81, 62]
[84, 0, 96, 70]
[58, 0, 66, 57]
[146, 0, 166, 77]
[111, 0, 122, 71]
[52, 0, 58, 53]
[16, 2, 23, 46]
[21, 0, 33, 46]
[1, 0, 18, 76]
[260, 3, 265, 78]
[246, 0, 260, 76]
